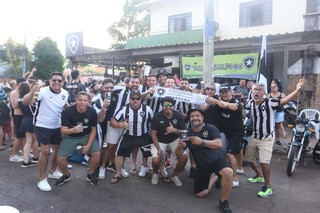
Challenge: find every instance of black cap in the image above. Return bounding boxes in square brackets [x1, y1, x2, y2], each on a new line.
[187, 106, 204, 119]
[130, 90, 141, 99]
[219, 84, 231, 91]
[156, 69, 168, 78]
[160, 96, 176, 105]
[16, 77, 26, 84]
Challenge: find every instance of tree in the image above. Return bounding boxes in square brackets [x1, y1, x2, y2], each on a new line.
[4, 38, 24, 78]
[32, 37, 65, 80]
[107, 0, 150, 50]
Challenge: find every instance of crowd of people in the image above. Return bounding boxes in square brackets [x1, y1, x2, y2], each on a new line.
[0, 67, 305, 213]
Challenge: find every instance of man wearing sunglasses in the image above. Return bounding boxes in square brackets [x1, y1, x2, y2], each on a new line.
[23, 72, 69, 191]
[150, 96, 187, 186]
[109, 91, 154, 184]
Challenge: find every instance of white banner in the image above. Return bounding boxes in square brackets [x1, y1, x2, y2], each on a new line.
[153, 86, 206, 105]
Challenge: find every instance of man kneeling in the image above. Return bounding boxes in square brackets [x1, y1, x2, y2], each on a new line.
[56, 91, 101, 186]
[175, 107, 233, 213]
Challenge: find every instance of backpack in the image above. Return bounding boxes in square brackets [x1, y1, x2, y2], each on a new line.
[0, 101, 10, 126]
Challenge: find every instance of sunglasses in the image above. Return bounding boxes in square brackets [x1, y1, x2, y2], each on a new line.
[131, 97, 141, 101]
[163, 103, 173, 107]
[205, 87, 215, 91]
[51, 79, 63, 83]
[104, 86, 114, 89]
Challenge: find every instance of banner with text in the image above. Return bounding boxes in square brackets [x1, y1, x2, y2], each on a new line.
[182, 53, 259, 79]
[153, 86, 206, 105]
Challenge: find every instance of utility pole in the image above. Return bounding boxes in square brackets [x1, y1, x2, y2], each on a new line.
[203, 0, 214, 85]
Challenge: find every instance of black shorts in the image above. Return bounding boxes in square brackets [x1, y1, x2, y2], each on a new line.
[116, 133, 152, 157]
[13, 114, 25, 138]
[34, 126, 61, 145]
[226, 133, 243, 155]
[194, 158, 231, 194]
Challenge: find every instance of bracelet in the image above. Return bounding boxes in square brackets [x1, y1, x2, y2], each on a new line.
[201, 139, 206, 147]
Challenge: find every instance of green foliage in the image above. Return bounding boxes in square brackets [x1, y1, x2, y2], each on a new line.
[0, 45, 9, 63]
[107, 0, 150, 50]
[4, 38, 24, 78]
[32, 37, 65, 80]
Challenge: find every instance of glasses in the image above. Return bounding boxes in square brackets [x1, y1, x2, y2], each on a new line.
[51, 79, 63, 83]
[205, 87, 215, 91]
[104, 86, 114, 89]
[163, 103, 173, 107]
[131, 97, 141, 101]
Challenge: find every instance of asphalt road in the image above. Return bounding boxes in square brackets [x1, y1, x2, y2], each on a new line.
[0, 139, 320, 213]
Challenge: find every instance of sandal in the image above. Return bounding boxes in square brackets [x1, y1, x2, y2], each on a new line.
[161, 176, 171, 183]
[110, 176, 122, 184]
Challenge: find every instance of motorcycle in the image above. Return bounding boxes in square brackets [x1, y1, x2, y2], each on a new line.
[286, 116, 316, 176]
[283, 100, 298, 126]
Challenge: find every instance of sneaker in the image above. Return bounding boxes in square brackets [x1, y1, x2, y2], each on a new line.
[54, 174, 71, 185]
[121, 167, 129, 178]
[21, 161, 37, 168]
[232, 180, 239, 188]
[258, 185, 273, 198]
[151, 173, 159, 185]
[219, 200, 232, 213]
[48, 170, 63, 179]
[31, 157, 39, 163]
[170, 176, 182, 187]
[139, 166, 148, 177]
[189, 167, 196, 179]
[87, 173, 99, 185]
[9, 155, 24, 163]
[106, 164, 116, 173]
[276, 141, 282, 146]
[248, 175, 265, 183]
[236, 168, 244, 174]
[37, 178, 52, 192]
[98, 167, 106, 179]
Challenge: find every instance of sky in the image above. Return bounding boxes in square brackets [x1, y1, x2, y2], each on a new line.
[0, 0, 126, 56]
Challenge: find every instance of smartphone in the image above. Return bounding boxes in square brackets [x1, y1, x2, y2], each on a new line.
[105, 92, 111, 100]
[180, 130, 188, 141]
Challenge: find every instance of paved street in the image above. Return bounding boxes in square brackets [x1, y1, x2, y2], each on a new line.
[0, 139, 320, 213]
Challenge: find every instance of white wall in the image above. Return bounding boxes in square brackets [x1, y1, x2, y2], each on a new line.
[148, 0, 306, 38]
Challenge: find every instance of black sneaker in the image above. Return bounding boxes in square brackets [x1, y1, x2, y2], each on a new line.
[189, 167, 196, 179]
[87, 173, 99, 185]
[21, 161, 37, 168]
[106, 164, 116, 173]
[31, 157, 39, 163]
[54, 174, 71, 185]
[219, 200, 232, 213]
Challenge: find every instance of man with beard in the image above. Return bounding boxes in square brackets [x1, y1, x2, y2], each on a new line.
[55, 92, 100, 186]
[244, 79, 304, 198]
[175, 107, 233, 213]
[150, 97, 187, 186]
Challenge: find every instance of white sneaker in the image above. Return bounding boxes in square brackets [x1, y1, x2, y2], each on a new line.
[121, 167, 129, 178]
[151, 173, 159, 185]
[170, 176, 182, 187]
[98, 167, 106, 179]
[139, 166, 147, 177]
[237, 168, 244, 174]
[48, 170, 63, 179]
[232, 180, 240, 188]
[37, 178, 52, 191]
[9, 155, 24, 163]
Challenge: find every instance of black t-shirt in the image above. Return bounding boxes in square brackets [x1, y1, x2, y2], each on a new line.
[151, 110, 186, 144]
[64, 82, 86, 104]
[61, 105, 97, 137]
[186, 123, 224, 169]
[219, 98, 244, 136]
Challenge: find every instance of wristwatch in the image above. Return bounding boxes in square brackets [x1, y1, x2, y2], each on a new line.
[201, 139, 206, 147]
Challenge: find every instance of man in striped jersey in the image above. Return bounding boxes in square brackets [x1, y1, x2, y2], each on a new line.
[244, 79, 305, 198]
[110, 91, 154, 184]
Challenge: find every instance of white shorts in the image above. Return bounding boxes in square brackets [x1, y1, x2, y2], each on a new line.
[105, 122, 124, 145]
[151, 138, 188, 158]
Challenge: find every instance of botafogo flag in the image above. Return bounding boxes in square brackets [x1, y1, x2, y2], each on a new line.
[256, 35, 268, 93]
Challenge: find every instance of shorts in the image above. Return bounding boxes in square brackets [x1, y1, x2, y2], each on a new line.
[34, 126, 61, 145]
[19, 116, 34, 133]
[194, 158, 231, 194]
[274, 111, 284, 123]
[116, 133, 152, 157]
[244, 137, 273, 164]
[151, 138, 188, 158]
[226, 133, 244, 155]
[13, 114, 25, 138]
[105, 123, 124, 145]
[57, 135, 100, 157]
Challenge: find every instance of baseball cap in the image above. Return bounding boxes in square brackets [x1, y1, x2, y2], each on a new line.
[130, 90, 141, 99]
[16, 77, 26, 84]
[156, 69, 168, 78]
[219, 84, 231, 91]
[187, 106, 204, 119]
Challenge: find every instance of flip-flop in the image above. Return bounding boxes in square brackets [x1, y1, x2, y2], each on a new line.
[161, 176, 171, 183]
[110, 176, 122, 184]
[0, 146, 6, 151]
